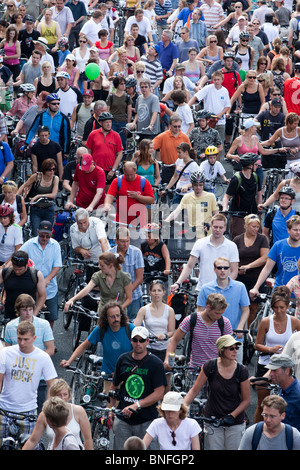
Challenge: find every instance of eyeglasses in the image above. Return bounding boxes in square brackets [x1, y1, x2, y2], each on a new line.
[260, 62, 267, 65]
[215, 266, 230, 270]
[1, 232, 7, 244]
[131, 337, 147, 343]
[170, 431, 176, 446]
[242, 39, 249, 42]
[261, 413, 279, 420]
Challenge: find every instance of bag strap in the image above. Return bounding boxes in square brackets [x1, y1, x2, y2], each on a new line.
[170, 160, 193, 189]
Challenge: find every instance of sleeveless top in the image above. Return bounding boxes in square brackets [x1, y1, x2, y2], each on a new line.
[238, 139, 259, 155]
[46, 404, 82, 449]
[32, 174, 55, 208]
[280, 128, 300, 163]
[73, 47, 90, 73]
[184, 62, 201, 84]
[60, 65, 78, 88]
[235, 45, 251, 72]
[4, 41, 18, 65]
[36, 76, 56, 94]
[3, 267, 37, 319]
[242, 85, 261, 114]
[144, 303, 170, 351]
[258, 314, 293, 366]
[40, 21, 57, 45]
[137, 163, 156, 200]
[94, 41, 113, 61]
[141, 240, 166, 273]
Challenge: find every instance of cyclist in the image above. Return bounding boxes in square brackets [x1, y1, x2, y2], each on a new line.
[199, 145, 229, 190]
[189, 110, 223, 163]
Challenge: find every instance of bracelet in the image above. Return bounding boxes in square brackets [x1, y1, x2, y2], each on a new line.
[165, 333, 168, 340]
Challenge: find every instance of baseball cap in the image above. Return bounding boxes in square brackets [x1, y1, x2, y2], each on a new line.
[295, 62, 300, 69]
[79, 154, 93, 171]
[271, 98, 281, 106]
[216, 335, 241, 350]
[89, 46, 99, 53]
[266, 354, 294, 370]
[38, 220, 53, 234]
[131, 326, 149, 339]
[175, 63, 185, 70]
[66, 53, 76, 61]
[244, 118, 260, 130]
[161, 392, 184, 411]
[83, 89, 94, 97]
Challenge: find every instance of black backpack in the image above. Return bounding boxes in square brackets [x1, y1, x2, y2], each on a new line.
[186, 312, 224, 361]
[2, 267, 38, 285]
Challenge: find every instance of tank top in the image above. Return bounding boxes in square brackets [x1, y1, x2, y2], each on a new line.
[4, 41, 18, 65]
[36, 76, 56, 94]
[73, 47, 90, 73]
[144, 304, 170, 351]
[280, 128, 300, 163]
[141, 240, 166, 273]
[235, 46, 251, 72]
[46, 404, 82, 449]
[40, 21, 57, 45]
[33, 174, 55, 208]
[137, 163, 156, 199]
[258, 314, 293, 366]
[184, 62, 201, 84]
[3, 268, 37, 319]
[238, 139, 259, 155]
[94, 41, 113, 61]
[242, 85, 261, 114]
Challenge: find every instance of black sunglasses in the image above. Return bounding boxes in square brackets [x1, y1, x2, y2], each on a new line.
[215, 266, 230, 270]
[132, 337, 147, 343]
[170, 431, 176, 446]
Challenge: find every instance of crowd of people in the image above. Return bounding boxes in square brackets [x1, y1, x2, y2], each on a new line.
[0, 0, 300, 453]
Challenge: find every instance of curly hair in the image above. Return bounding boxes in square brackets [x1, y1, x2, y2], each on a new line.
[97, 301, 129, 333]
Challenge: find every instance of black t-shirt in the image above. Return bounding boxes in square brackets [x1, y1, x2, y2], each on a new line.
[62, 159, 77, 185]
[3, 268, 38, 319]
[113, 351, 167, 425]
[31, 140, 62, 171]
[226, 171, 262, 213]
[255, 110, 285, 143]
[82, 116, 101, 141]
[18, 29, 40, 58]
[134, 34, 147, 55]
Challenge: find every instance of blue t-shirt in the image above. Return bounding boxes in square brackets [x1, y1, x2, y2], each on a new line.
[87, 323, 135, 374]
[281, 378, 300, 432]
[197, 278, 250, 331]
[264, 207, 296, 245]
[0, 142, 14, 181]
[268, 238, 300, 287]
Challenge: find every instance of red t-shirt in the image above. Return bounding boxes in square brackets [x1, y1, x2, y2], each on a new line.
[283, 77, 300, 115]
[221, 68, 242, 98]
[74, 164, 106, 208]
[107, 175, 154, 225]
[86, 128, 123, 171]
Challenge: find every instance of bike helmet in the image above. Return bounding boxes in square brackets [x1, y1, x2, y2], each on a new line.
[239, 31, 250, 40]
[205, 146, 219, 156]
[46, 93, 60, 102]
[19, 83, 35, 93]
[290, 161, 300, 176]
[190, 170, 206, 184]
[98, 112, 114, 121]
[196, 109, 212, 120]
[58, 37, 69, 48]
[223, 51, 235, 60]
[144, 223, 160, 233]
[125, 77, 137, 88]
[56, 71, 70, 80]
[0, 203, 14, 217]
[239, 152, 258, 167]
[278, 186, 296, 199]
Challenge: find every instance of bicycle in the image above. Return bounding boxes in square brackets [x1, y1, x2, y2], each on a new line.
[22, 196, 55, 241]
[250, 376, 281, 396]
[262, 167, 290, 203]
[142, 270, 168, 306]
[220, 210, 248, 239]
[188, 400, 221, 450]
[0, 408, 44, 450]
[233, 328, 255, 366]
[83, 402, 125, 450]
[71, 302, 100, 351]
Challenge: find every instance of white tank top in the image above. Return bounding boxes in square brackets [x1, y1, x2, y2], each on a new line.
[259, 314, 293, 366]
[46, 404, 82, 449]
[144, 304, 170, 351]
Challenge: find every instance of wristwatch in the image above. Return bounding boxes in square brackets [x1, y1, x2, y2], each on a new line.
[136, 401, 141, 410]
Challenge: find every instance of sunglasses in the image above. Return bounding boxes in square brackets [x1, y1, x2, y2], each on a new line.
[242, 39, 249, 42]
[47, 168, 56, 171]
[215, 266, 230, 270]
[248, 76, 256, 79]
[132, 337, 147, 343]
[170, 431, 176, 446]
[1, 232, 7, 244]
[79, 40, 86, 43]
[229, 346, 239, 351]
[210, 40, 217, 43]
[50, 102, 60, 105]
[136, 71, 144, 74]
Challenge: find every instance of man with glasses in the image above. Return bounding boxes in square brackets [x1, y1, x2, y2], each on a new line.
[21, 221, 62, 331]
[153, 113, 191, 184]
[250, 215, 300, 299]
[0, 250, 46, 320]
[175, 26, 199, 63]
[109, 326, 167, 450]
[129, 78, 160, 140]
[196, 257, 250, 363]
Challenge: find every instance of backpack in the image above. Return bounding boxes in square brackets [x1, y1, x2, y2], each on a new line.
[117, 174, 146, 192]
[186, 312, 224, 361]
[167, 292, 188, 329]
[234, 171, 258, 192]
[2, 266, 38, 286]
[272, 71, 285, 94]
[294, 16, 300, 42]
[206, 357, 242, 384]
[251, 421, 293, 450]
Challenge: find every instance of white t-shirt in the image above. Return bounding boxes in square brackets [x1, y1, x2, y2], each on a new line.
[70, 216, 110, 262]
[0, 223, 23, 263]
[146, 417, 201, 450]
[175, 158, 199, 192]
[0, 345, 57, 412]
[124, 16, 152, 40]
[190, 235, 240, 290]
[199, 159, 226, 180]
[175, 104, 194, 134]
[194, 84, 231, 125]
[80, 18, 102, 44]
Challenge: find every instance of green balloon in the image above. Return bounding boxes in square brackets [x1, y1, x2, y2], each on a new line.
[85, 63, 100, 80]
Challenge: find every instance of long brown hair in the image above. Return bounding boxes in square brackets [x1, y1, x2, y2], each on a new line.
[136, 139, 155, 166]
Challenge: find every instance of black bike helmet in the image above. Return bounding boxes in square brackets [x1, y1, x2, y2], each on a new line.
[125, 77, 137, 88]
[196, 109, 212, 120]
[190, 170, 206, 184]
[278, 186, 296, 199]
[98, 112, 114, 121]
[239, 153, 258, 167]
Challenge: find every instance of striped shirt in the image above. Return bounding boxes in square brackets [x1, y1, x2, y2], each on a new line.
[201, 1, 224, 28]
[141, 55, 163, 86]
[4, 316, 54, 350]
[180, 313, 233, 368]
[154, 0, 173, 25]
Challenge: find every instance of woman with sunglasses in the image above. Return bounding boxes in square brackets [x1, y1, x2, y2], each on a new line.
[3, 3, 18, 24]
[214, 2, 244, 30]
[184, 335, 250, 450]
[256, 72, 271, 102]
[72, 34, 89, 89]
[255, 57, 273, 87]
[0, 180, 26, 226]
[0, 203, 23, 267]
[230, 69, 265, 116]
[196, 35, 223, 71]
[233, 213, 269, 326]
[259, 86, 287, 114]
[233, 31, 254, 72]
[143, 391, 201, 450]
[17, 158, 59, 236]
[134, 279, 175, 363]
[253, 286, 300, 423]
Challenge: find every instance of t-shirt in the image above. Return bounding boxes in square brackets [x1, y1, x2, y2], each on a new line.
[233, 232, 269, 278]
[85, 128, 123, 171]
[225, 171, 262, 213]
[56, 86, 83, 118]
[135, 93, 161, 135]
[18, 28, 40, 58]
[239, 424, 300, 450]
[176, 38, 199, 63]
[268, 238, 300, 287]
[88, 323, 135, 374]
[175, 104, 194, 135]
[0, 223, 23, 263]
[255, 110, 285, 141]
[31, 140, 62, 172]
[199, 160, 226, 181]
[146, 417, 201, 450]
[0, 345, 57, 412]
[174, 158, 199, 192]
[124, 16, 152, 40]
[107, 174, 154, 225]
[263, 207, 295, 245]
[73, 164, 106, 208]
[283, 77, 300, 115]
[4, 316, 54, 350]
[113, 351, 167, 425]
[21, 62, 42, 84]
[194, 85, 230, 125]
[179, 191, 219, 239]
[70, 216, 109, 262]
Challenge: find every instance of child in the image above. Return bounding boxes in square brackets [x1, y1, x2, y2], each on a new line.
[58, 38, 71, 68]
[170, 89, 194, 135]
[199, 146, 229, 191]
[42, 397, 81, 450]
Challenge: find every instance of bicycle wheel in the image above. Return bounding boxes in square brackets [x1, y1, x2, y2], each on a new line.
[93, 419, 111, 450]
[62, 278, 79, 330]
[71, 372, 84, 405]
